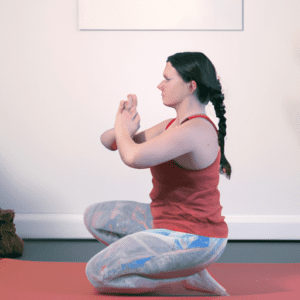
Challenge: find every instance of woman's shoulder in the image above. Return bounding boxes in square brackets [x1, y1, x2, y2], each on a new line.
[183, 116, 218, 137]
[174, 117, 219, 170]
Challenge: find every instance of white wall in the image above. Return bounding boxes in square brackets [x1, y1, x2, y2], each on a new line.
[0, 0, 299, 239]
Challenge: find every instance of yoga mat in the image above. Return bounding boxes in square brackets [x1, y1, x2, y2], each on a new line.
[0, 258, 299, 299]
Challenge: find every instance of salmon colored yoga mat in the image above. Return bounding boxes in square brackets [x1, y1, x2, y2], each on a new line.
[0, 258, 299, 300]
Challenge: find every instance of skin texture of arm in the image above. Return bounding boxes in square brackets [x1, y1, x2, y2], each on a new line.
[129, 124, 197, 169]
[115, 112, 203, 169]
[101, 117, 173, 152]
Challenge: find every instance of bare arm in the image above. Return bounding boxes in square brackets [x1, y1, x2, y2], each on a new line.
[100, 128, 132, 151]
[117, 117, 216, 169]
[100, 117, 174, 151]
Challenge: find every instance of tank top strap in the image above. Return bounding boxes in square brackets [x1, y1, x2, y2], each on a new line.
[165, 115, 218, 135]
[165, 119, 176, 130]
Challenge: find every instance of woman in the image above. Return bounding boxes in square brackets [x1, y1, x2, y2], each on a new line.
[84, 52, 232, 296]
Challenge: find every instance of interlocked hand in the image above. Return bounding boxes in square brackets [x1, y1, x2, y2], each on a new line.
[115, 94, 140, 137]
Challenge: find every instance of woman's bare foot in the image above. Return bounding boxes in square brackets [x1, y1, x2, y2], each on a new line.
[183, 269, 229, 296]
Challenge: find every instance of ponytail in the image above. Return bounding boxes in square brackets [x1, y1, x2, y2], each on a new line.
[210, 81, 231, 180]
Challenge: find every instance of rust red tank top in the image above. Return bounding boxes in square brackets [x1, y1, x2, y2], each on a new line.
[149, 114, 228, 238]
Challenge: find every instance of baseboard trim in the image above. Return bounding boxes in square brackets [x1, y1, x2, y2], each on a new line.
[14, 214, 300, 240]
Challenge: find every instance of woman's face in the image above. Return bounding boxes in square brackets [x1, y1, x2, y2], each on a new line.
[157, 62, 191, 107]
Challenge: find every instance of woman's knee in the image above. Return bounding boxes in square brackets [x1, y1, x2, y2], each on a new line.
[86, 255, 106, 289]
[83, 201, 120, 232]
[84, 200, 153, 234]
[83, 203, 100, 232]
[209, 237, 228, 263]
[85, 238, 128, 288]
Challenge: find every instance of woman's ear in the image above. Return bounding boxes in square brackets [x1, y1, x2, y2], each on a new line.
[190, 80, 197, 94]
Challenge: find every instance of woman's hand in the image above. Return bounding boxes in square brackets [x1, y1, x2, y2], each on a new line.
[115, 95, 140, 137]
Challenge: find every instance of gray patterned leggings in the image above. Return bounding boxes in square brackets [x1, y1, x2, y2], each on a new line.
[84, 200, 229, 296]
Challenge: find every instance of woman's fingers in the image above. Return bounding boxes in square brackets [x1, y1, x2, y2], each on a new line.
[119, 101, 137, 118]
[124, 94, 138, 112]
[118, 100, 125, 113]
[120, 95, 138, 120]
[127, 94, 138, 108]
[132, 95, 138, 108]
[129, 106, 136, 113]
[125, 95, 133, 110]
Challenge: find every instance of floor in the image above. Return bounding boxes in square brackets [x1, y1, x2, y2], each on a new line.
[18, 239, 300, 263]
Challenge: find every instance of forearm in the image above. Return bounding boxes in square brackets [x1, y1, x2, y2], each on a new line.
[100, 128, 137, 151]
[115, 126, 138, 167]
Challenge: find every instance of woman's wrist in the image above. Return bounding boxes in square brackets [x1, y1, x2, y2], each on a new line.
[100, 127, 135, 151]
[114, 124, 137, 166]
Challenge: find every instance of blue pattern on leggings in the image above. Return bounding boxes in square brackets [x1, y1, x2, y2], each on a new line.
[121, 256, 154, 271]
[118, 229, 210, 274]
[146, 228, 210, 250]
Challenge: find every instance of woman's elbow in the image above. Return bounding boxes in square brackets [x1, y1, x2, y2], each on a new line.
[124, 153, 136, 168]
[126, 154, 148, 169]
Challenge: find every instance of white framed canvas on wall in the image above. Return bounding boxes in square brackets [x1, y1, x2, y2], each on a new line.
[79, 0, 243, 31]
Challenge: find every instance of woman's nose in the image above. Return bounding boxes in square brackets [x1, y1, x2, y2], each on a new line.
[157, 82, 163, 90]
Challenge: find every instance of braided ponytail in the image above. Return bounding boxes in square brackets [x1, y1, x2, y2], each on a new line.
[210, 83, 231, 180]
